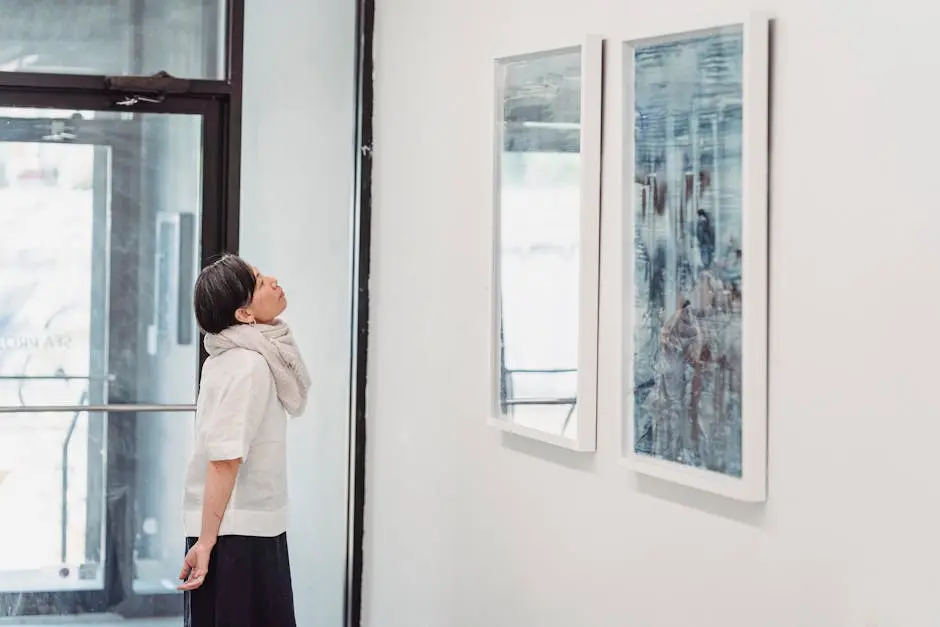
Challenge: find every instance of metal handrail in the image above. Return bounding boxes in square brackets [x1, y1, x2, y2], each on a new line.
[499, 366, 579, 433]
[0, 375, 113, 381]
[0, 368, 195, 563]
[58, 402, 195, 561]
[502, 397, 576, 406]
[500, 367, 577, 405]
[0, 404, 195, 413]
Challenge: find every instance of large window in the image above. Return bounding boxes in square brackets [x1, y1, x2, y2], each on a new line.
[0, 0, 226, 79]
[0, 1, 373, 624]
[0, 1, 239, 622]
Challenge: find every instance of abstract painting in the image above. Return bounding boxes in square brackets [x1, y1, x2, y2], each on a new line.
[625, 18, 768, 500]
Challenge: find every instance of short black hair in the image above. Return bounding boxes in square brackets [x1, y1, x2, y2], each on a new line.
[194, 254, 256, 334]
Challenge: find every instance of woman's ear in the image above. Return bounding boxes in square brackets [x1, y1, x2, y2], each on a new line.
[234, 307, 255, 324]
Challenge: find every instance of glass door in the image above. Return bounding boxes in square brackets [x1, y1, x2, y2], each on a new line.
[0, 98, 220, 619]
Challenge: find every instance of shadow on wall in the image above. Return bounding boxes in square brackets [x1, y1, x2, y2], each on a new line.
[499, 432, 764, 527]
[499, 432, 597, 474]
[636, 475, 767, 527]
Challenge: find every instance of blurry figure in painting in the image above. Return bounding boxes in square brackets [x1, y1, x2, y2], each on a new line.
[696, 209, 715, 268]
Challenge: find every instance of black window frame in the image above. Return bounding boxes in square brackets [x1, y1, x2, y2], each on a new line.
[0, 52, 237, 627]
[345, 0, 374, 623]
[0, 0, 374, 623]
[0, 95, 221, 618]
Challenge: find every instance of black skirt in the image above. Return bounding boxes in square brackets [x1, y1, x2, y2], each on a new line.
[184, 533, 297, 627]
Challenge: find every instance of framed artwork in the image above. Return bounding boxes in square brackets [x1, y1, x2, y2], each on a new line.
[489, 36, 603, 451]
[621, 16, 769, 500]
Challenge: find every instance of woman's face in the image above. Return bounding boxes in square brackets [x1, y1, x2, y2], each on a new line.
[237, 266, 287, 324]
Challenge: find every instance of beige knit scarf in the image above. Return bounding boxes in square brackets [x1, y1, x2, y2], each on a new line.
[204, 320, 311, 417]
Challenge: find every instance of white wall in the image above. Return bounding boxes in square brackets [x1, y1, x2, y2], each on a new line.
[365, 0, 940, 625]
[239, 0, 358, 625]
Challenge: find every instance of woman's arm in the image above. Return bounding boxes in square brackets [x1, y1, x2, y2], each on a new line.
[198, 458, 241, 546]
[178, 458, 241, 591]
[179, 356, 271, 591]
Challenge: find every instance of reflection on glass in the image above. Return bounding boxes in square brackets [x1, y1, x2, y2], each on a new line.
[0, 0, 226, 79]
[496, 48, 582, 439]
[0, 109, 203, 620]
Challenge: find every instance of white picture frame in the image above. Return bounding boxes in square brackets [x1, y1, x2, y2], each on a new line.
[488, 35, 603, 452]
[618, 15, 769, 500]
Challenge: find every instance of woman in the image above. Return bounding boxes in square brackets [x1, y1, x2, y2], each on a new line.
[178, 254, 310, 627]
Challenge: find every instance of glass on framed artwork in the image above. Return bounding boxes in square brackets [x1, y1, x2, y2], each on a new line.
[495, 47, 582, 440]
[630, 25, 745, 476]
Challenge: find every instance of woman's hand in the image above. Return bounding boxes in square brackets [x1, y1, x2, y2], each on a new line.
[178, 539, 214, 591]
[180, 459, 240, 591]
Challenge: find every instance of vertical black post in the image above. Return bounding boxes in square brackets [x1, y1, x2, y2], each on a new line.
[223, 0, 245, 255]
[346, 0, 374, 622]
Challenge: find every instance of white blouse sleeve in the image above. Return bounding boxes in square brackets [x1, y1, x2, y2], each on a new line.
[202, 355, 272, 462]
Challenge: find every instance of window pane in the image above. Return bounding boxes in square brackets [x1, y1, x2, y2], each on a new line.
[0, 104, 207, 621]
[0, 410, 106, 593]
[134, 411, 192, 595]
[0, 409, 191, 605]
[0, 110, 204, 406]
[0, 0, 225, 79]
